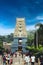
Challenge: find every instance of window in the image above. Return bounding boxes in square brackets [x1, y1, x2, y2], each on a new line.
[19, 27, 22, 28]
[20, 24, 21, 25]
[19, 30, 22, 32]
[19, 21, 22, 22]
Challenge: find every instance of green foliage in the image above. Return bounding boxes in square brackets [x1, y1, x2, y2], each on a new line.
[0, 33, 14, 50]
[0, 41, 3, 47]
[0, 33, 14, 43]
[34, 23, 43, 47]
[27, 31, 34, 46]
[26, 45, 43, 55]
[5, 33, 14, 43]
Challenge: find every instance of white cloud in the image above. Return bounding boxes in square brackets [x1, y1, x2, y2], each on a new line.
[0, 26, 14, 35]
[0, 25, 36, 35]
[39, 21, 43, 24]
[36, 16, 43, 20]
[26, 25, 35, 31]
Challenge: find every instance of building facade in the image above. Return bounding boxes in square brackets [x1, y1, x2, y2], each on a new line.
[11, 18, 27, 52]
[3, 42, 11, 50]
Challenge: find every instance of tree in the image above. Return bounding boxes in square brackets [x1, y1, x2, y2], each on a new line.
[5, 33, 14, 43]
[34, 23, 43, 47]
[38, 23, 43, 46]
[27, 31, 34, 46]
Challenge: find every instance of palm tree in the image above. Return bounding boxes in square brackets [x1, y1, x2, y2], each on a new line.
[34, 23, 43, 47]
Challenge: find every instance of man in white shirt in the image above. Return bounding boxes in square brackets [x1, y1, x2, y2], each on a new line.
[31, 55, 35, 65]
[24, 54, 30, 65]
[6, 54, 10, 64]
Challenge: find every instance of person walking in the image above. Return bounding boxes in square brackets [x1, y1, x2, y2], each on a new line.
[9, 55, 13, 65]
[31, 54, 35, 65]
[24, 53, 30, 65]
[3, 56, 6, 65]
[6, 54, 10, 65]
[21, 51, 23, 58]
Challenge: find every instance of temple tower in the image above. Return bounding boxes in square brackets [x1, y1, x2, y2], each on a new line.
[11, 18, 27, 52]
[14, 18, 27, 38]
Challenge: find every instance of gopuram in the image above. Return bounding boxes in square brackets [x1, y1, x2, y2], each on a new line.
[11, 18, 27, 53]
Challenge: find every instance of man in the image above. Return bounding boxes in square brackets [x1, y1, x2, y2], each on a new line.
[6, 54, 10, 64]
[31, 54, 35, 65]
[24, 53, 30, 65]
[3, 56, 6, 65]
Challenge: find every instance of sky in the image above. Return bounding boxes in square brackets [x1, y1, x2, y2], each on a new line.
[0, 0, 43, 35]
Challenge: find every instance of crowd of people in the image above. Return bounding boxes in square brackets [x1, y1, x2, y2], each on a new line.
[0, 51, 43, 65]
[3, 52, 13, 65]
[24, 52, 43, 65]
[24, 53, 35, 65]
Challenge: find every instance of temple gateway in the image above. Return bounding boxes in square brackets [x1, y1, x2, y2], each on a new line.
[11, 18, 27, 52]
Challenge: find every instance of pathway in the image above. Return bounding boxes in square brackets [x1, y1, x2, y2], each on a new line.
[0, 52, 38, 65]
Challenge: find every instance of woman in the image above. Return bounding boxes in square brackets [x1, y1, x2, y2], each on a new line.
[9, 55, 13, 65]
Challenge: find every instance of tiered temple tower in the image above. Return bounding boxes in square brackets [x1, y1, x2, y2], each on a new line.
[11, 18, 27, 52]
[14, 18, 27, 37]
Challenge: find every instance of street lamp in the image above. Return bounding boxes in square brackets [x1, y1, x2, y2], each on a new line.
[35, 26, 39, 48]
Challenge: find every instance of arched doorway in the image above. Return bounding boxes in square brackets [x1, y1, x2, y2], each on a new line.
[18, 38, 22, 51]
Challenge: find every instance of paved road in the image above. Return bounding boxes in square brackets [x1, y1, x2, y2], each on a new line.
[13, 52, 24, 65]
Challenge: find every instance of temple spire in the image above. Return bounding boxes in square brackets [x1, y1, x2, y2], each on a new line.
[14, 18, 27, 38]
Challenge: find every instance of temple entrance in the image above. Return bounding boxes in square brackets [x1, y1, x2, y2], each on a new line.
[18, 46, 22, 51]
[18, 38, 22, 51]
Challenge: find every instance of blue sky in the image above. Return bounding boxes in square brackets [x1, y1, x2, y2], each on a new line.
[0, 0, 43, 35]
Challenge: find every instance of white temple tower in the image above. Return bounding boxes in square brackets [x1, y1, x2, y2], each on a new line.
[11, 18, 27, 52]
[14, 18, 27, 37]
